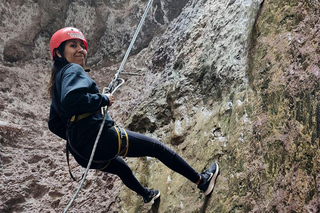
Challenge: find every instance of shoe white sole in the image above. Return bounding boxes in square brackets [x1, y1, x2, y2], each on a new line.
[144, 191, 161, 205]
[204, 163, 219, 196]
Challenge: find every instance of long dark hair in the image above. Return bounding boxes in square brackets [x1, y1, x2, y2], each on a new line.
[47, 41, 68, 97]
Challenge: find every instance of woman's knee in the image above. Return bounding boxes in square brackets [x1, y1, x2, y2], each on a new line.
[101, 157, 133, 177]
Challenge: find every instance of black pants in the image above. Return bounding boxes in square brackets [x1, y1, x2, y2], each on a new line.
[71, 126, 200, 197]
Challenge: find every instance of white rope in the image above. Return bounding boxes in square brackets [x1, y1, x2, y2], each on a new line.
[104, 0, 154, 94]
[63, 0, 154, 212]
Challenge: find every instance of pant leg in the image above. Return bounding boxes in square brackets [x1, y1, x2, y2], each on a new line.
[122, 129, 200, 184]
[100, 156, 149, 197]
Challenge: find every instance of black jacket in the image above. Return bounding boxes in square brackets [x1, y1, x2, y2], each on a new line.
[48, 63, 113, 141]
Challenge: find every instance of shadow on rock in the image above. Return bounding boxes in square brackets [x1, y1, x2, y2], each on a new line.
[200, 194, 212, 213]
[150, 196, 161, 213]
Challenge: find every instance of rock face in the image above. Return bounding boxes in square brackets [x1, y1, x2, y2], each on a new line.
[0, 0, 320, 212]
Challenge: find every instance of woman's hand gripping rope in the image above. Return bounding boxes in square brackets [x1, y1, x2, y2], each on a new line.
[105, 93, 114, 106]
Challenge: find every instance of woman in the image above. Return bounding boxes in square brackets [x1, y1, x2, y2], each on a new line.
[48, 27, 219, 205]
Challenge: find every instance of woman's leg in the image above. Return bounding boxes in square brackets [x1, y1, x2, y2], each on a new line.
[90, 126, 200, 194]
[122, 129, 200, 184]
[94, 127, 217, 198]
[100, 156, 149, 197]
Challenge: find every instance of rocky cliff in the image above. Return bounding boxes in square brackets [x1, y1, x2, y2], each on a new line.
[0, 0, 319, 212]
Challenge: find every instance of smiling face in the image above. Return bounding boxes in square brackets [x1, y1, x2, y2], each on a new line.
[56, 39, 87, 67]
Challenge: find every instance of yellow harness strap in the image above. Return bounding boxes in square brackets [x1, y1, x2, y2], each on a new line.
[123, 128, 129, 157]
[114, 126, 129, 158]
[99, 126, 129, 171]
[70, 110, 100, 122]
[114, 126, 122, 155]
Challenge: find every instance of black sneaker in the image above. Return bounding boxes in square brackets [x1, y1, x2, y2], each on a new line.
[198, 162, 219, 195]
[143, 189, 161, 205]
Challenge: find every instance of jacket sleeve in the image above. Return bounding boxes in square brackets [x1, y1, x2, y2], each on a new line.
[60, 65, 109, 114]
[48, 104, 67, 140]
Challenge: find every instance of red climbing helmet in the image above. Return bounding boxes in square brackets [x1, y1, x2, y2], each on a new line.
[50, 27, 88, 60]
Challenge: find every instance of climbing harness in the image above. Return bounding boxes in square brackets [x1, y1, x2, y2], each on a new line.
[66, 125, 129, 181]
[63, 0, 154, 212]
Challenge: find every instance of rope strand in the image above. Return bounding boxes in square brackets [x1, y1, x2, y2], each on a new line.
[105, 0, 154, 93]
